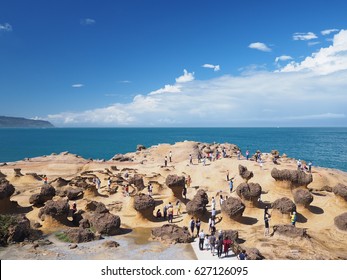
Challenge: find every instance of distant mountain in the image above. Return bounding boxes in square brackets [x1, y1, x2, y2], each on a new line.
[0, 116, 54, 128]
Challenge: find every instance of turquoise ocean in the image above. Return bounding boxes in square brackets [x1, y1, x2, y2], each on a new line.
[0, 127, 346, 172]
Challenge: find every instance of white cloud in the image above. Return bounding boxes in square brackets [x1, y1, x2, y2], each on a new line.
[202, 64, 221, 71]
[248, 42, 271, 52]
[48, 31, 347, 127]
[0, 23, 12, 32]
[321, 29, 339, 36]
[281, 29, 347, 75]
[293, 32, 317, 41]
[119, 80, 131, 83]
[307, 41, 320, 46]
[175, 69, 195, 83]
[80, 18, 96, 25]
[72, 84, 84, 88]
[149, 84, 181, 95]
[275, 55, 293, 63]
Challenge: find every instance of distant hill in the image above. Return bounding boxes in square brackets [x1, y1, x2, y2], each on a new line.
[0, 116, 54, 128]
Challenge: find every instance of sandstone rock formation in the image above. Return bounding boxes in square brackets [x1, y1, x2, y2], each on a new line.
[128, 174, 145, 191]
[29, 184, 56, 206]
[186, 189, 209, 217]
[271, 168, 313, 188]
[151, 224, 193, 244]
[271, 197, 296, 214]
[332, 184, 347, 201]
[165, 174, 185, 200]
[293, 189, 313, 208]
[238, 165, 254, 182]
[0, 214, 31, 245]
[0, 178, 16, 213]
[272, 225, 308, 238]
[334, 212, 347, 231]
[38, 199, 70, 222]
[13, 168, 23, 177]
[221, 197, 245, 220]
[236, 182, 262, 206]
[64, 228, 95, 243]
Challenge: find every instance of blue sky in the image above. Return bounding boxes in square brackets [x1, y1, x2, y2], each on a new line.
[1, 0, 347, 127]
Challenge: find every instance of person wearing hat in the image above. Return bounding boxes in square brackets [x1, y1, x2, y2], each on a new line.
[291, 211, 297, 226]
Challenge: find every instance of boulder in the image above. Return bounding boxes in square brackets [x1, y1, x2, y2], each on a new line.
[0, 178, 15, 199]
[79, 218, 90, 229]
[151, 224, 193, 244]
[238, 165, 254, 182]
[29, 193, 44, 206]
[165, 174, 186, 199]
[86, 201, 121, 235]
[64, 228, 95, 243]
[103, 240, 120, 248]
[271, 168, 313, 188]
[133, 193, 155, 211]
[186, 189, 209, 217]
[245, 248, 264, 260]
[332, 184, 347, 201]
[38, 199, 70, 221]
[220, 229, 239, 241]
[29, 184, 56, 206]
[334, 212, 347, 231]
[293, 189, 313, 208]
[4, 214, 31, 244]
[66, 188, 84, 200]
[272, 225, 309, 238]
[272, 197, 296, 214]
[236, 182, 262, 205]
[0, 171, 6, 178]
[128, 174, 145, 191]
[221, 197, 245, 220]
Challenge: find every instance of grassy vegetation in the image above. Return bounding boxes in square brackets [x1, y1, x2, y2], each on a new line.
[55, 231, 72, 243]
[0, 214, 17, 246]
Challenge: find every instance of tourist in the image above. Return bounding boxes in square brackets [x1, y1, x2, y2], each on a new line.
[198, 153, 202, 163]
[209, 233, 216, 256]
[176, 200, 182, 216]
[219, 195, 224, 207]
[169, 151, 172, 162]
[308, 161, 312, 173]
[167, 205, 174, 223]
[94, 177, 101, 190]
[211, 209, 216, 222]
[107, 177, 111, 192]
[71, 202, 77, 215]
[164, 156, 168, 167]
[186, 175, 192, 188]
[147, 183, 153, 196]
[202, 156, 206, 166]
[291, 211, 297, 226]
[211, 196, 216, 210]
[189, 154, 193, 165]
[216, 236, 224, 258]
[43, 176, 48, 184]
[156, 209, 162, 219]
[189, 217, 195, 236]
[182, 186, 187, 200]
[264, 214, 270, 236]
[237, 250, 247, 260]
[198, 229, 205, 250]
[196, 218, 201, 236]
[124, 171, 129, 178]
[229, 178, 234, 193]
[297, 159, 302, 170]
[223, 236, 232, 257]
[237, 150, 241, 160]
[125, 184, 129, 196]
[163, 204, 168, 220]
[226, 170, 229, 181]
[222, 147, 226, 158]
[264, 205, 270, 218]
[246, 150, 249, 160]
[204, 234, 210, 250]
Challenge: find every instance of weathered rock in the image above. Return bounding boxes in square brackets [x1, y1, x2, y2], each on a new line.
[25, 173, 42, 181]
[14, 168, 23, 177]
[112, 154, 133, 162]
[0, 178, 15, 199]
[0, 171, 6, 178]
[103, 240, 120, 248]
[136, 144, 146, 151]
[221, 197, 245, 220]
[334, 212, 347, 231]
[271, 168, 313, 188]
[236, 182, 262, 204]
[50, 177, 70, 188]
[245, 248, 264, 260]
[133, 193, 155, 211]
[4, 214, 31, 244]
[29, 193, 44, 206]
[186, 189, 209, 217]
[128, 174, 145, 191]
[272, 224, 309, 238]
[151, 224, 193, 244]
[333, 184, 347, 201]
[272, 197, 296, 214]
[64, 228, 95, 243]
[38, 199, 70, 221]
[40, 184, 56, 201]
[293, 189, 313, 207]
[238, 165, 254, 182]
[221, 229, 239, 241]
[79, 218, 90, 229]
[66, 188, 84, 200]
[165, 174, 185, 199]
[86, 201, 121, 235]
[321, 185, 332, 192]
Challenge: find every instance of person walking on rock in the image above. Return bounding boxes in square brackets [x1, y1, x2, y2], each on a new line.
[195, 218, 201, 237]
[264, 214, 270, 236]
[217, 236, 223, 258]
[198, 229, 205, 250]
[209, 233, 216, 256]
[291, 211, 297, 226]
[189, 217, 195, 236]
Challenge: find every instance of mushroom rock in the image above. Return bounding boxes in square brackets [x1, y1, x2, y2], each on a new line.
[271, 197, 296, 223]
[186, 189, 209, 217]
[38, 199, 70, 223]
[50, 177, 70, 188]
[128, 174, 145, 191]
[0, 178, 16, 213]
[136, 144, 146, 151]
[13, 168, 24, 177]
[334, 212, 347, 231]
[271, 168, 313, 188]
[66, 187, 84, 200]
[272, 225, 309, 239]
[165, 174, 186, 200]
[70, 176, 98, 196]
[236, 182, 262, 207]
[221, 197, 246, 221]
[332, 184, 347, 203]
[29, 184, 56, 207]
[133, 193, 155, 220]
[293, 189, 313, 208]
[151, 224, 193, 244]
[238, 165, 254, 182]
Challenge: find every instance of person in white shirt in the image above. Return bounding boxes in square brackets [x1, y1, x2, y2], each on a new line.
[198, 229, 205, 250]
